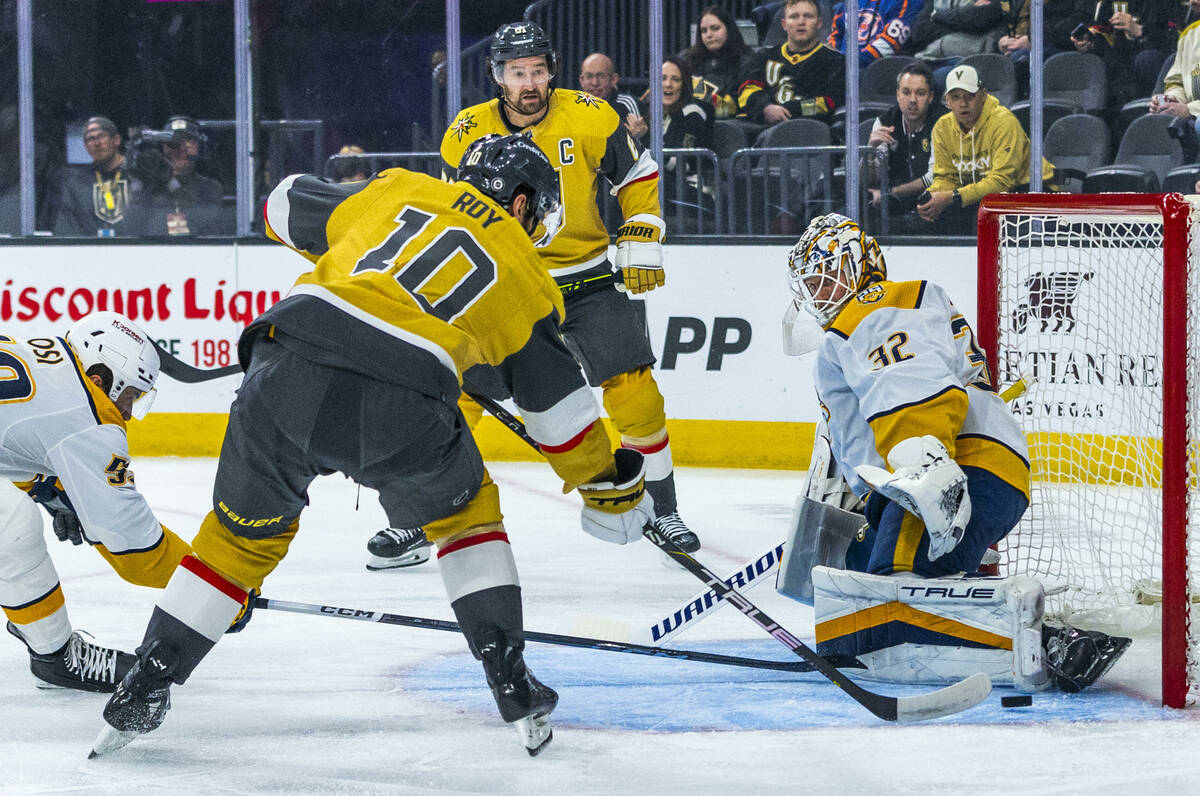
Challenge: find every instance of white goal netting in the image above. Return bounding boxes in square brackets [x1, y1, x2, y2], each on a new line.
[984, 201, 1200, 705]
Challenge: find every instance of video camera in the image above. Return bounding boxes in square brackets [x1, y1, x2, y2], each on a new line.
[125, 117, 206, 188]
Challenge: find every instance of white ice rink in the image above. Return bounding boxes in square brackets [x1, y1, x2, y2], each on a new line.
[3, 458, 1198, 795]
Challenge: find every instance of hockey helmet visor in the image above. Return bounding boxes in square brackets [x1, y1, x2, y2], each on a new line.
[489, 21, 557, 87]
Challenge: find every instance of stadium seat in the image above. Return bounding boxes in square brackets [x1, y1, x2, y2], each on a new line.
[960, 53, 1017, 107]
[1043, 114, 1112, 192]
[1081, 166, 1160, 193]
[712, 120, 749, 160]
[860, 56, 920, 105]
[1042, 52, 1108, 114]
[1008, 100, 1081, 139]
[1162, 163, 1200, 194]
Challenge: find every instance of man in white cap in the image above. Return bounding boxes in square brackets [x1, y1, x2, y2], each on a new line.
[916, 64, 1053, 234]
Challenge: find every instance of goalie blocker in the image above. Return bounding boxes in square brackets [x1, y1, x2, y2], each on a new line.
[784, 565, 1131, 693]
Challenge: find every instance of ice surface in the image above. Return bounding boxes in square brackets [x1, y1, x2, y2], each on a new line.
[2, 459, 1197, 794]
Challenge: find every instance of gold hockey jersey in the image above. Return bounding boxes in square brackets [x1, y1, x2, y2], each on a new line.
[262, 167, 615, 489]
[440, 88, 661, 276]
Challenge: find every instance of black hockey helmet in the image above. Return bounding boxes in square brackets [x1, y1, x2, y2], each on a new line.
[457, 133, 563, 247]
[489, 21, 558, 82]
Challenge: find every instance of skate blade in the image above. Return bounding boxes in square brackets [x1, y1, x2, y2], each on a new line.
[365, 550, 432, 571]
[514, 713, 553, 757]
[89, 722, 139, 758]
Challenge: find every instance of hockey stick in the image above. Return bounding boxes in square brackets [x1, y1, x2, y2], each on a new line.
[468, 386, 992, 722]
[558, 271, 623, 298]
[252, 596, 864, 674]
[154, 342, 242, 383]
[642, 528, 991, 721]
[629, 540, 785, 644]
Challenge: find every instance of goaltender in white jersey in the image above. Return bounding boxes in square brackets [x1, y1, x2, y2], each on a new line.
[1, 313, 191, 692]
[778, 214, 1129, 694]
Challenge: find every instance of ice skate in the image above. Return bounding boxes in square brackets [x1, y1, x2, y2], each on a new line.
[90, 639, 178, 758]
[1043, 624, 1132, 693]
[7, 621, 134, 694]
[479, 637, 558, 756]
[650, 512, 700, 554]
[365, 527, 433, 571]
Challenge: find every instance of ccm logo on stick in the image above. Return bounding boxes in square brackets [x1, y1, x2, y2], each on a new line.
[661, 316, 751, 370]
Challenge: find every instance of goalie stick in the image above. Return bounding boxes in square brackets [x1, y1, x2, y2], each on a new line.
[467, 384, 993, 722]
[153, 341, 242, 383]
[252, 596, 865, 674]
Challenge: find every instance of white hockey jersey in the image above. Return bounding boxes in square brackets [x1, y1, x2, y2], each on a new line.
[813, 280, 1030, 499]
[0, 334, 188, 587]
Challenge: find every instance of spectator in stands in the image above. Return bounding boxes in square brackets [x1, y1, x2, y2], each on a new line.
[135, 116, 233, 237]
[579, 52, 644, 133]
[54, 116, 146, 238]
[740, 0, 846, 125]
[828, 0, 922, 65]
[1076, 0, 1191, 107]
[331, 145, 371, 183]
[1150, 0, 1200, 160]
[862, 62, 939, 231]
[998, 0, 1088, 94]
[680, 6, 759, 118]
[911, 0, 1004, 85]
[636, 56, 716, 150]
[918, 65, 1053, 233]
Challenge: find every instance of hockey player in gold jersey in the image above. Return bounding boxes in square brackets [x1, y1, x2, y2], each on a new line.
[1, 313, 191, 692]
[93, 134, 656, 758]
[361, 21, 697, 570]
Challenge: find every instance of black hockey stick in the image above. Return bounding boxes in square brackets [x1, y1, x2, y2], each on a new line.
[153, 341, 242, 383]
[466, 385, 993, 722]
[558, 271, 623, 298]
[252, 596, 864, 674]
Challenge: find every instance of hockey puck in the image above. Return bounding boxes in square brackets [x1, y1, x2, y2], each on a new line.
[1001, 695, 1033, 708]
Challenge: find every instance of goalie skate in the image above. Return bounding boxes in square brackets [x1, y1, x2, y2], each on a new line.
[7, 621, 135, 694]
[90, 640, 178, 758]
[365, 527, 433, 571]
[1043, 624, 1132, 693]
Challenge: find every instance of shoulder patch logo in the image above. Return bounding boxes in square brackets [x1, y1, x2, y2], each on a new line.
[857, 284, 887, 304]
[573, 91, 602, 108]
[450, 112, 478, 142]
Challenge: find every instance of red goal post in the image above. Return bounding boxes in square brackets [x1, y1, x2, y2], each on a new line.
[977, 193, 1195, 708]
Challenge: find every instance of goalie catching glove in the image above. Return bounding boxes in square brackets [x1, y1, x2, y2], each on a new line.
[615, 213, 665, 294]
[578, 448, 655, 544]
[854, 435, 971, 561]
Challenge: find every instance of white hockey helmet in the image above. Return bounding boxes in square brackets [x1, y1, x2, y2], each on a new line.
[787, 213, 886, 327]
[66, 312, 160, 419]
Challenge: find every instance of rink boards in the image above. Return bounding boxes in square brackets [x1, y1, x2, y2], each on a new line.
[0, 241, 977, 467]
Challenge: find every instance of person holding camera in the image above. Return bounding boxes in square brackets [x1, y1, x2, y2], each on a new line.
[1074, 0, 1189, 107]
[53, 116, 146, 238]
[1148, 0, 1200, 160]
[130, 116, 233, 237]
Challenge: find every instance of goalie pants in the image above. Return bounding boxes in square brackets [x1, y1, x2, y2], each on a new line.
[848, 466, 1028, 577]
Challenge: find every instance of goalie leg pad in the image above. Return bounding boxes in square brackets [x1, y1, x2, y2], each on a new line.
[813, 565, 1051, 691]
[776, 497, 867, 605]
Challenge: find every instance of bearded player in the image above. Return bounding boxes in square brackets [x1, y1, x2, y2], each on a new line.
[365, 21, 698, 572]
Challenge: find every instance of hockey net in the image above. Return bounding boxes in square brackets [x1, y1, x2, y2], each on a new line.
[977, 194, 1199, 708]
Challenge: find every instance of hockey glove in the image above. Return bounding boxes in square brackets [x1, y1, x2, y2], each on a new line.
[578, 448, 655, 544]
[615, 213, 665, 294]
[226, 589, 259, 634]
[26, 477, 84, 545]
[854, 435, 971, 561]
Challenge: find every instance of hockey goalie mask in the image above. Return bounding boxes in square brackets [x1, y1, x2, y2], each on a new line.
[66, 311, 160, 420]
[788, 214, 886, 327]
